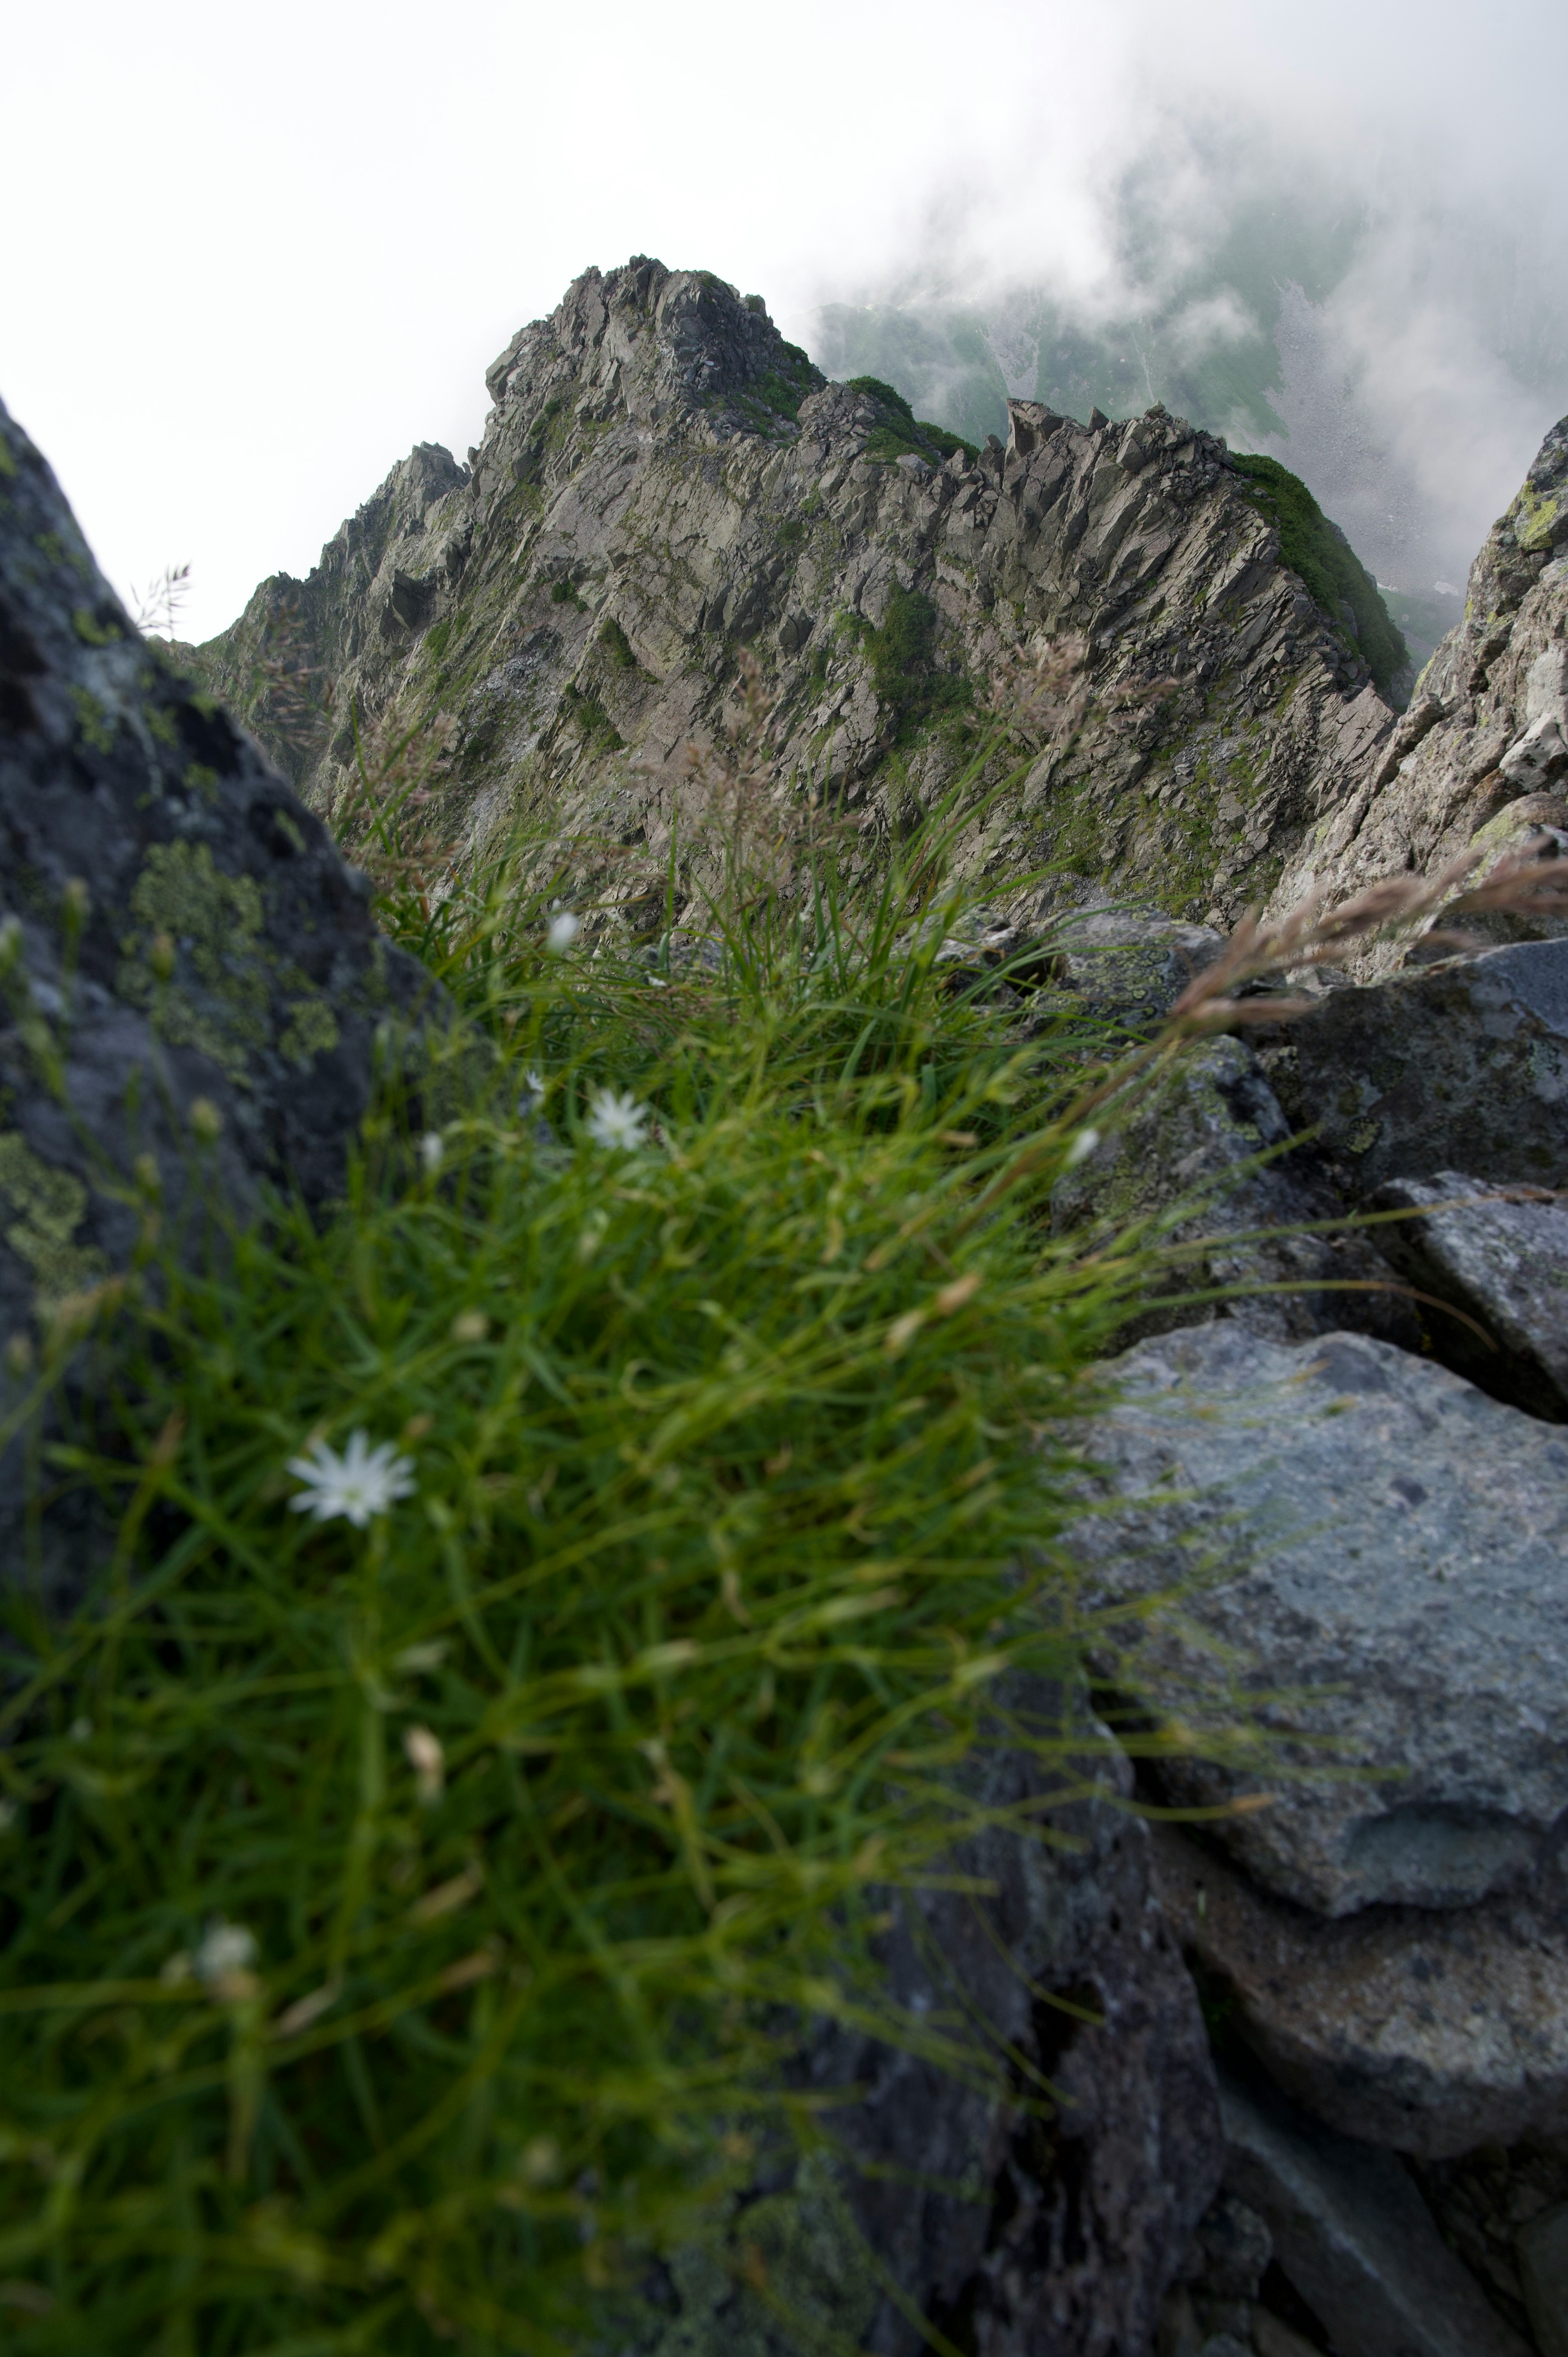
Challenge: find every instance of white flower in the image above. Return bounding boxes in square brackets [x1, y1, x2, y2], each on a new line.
[403, 1723, 445, 1804]
[546, 911, 581, 954]
[586, 1088, 649, 1151]
[420, 1131, 445, 1173]
[287, 1430, 418, 1527]
[524, 1070, 545, 1097]
[194, 1917, 257, 1983]
[1062, 1126, 1102, 1170]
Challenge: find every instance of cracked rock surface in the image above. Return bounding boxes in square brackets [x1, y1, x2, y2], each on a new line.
[1370, 1172, 1568, 1421]
[1067, 1321, 1568, 1920]
[1268, 416, 1568, 976]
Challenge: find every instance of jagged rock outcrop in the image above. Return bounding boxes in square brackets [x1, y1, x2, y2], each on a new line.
[1268, 416, 1568, 970]
[0, 395, 440, 1592]
[191, 259, 1407, 930]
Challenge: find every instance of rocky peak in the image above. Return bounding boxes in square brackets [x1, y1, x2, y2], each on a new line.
[481, 257, 822, 442]
[192, 257, 1413, 931]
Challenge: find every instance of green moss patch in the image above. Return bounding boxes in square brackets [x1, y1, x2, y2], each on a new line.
[0, 1132, 108, 1313]
[848, 379, 978, 469]
[864, 589, 972, 742]
[1229, 453, 1407, 695]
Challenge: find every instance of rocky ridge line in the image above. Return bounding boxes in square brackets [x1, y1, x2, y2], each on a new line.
[191, 257, 1407, 931]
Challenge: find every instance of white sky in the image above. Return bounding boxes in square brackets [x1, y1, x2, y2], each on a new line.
[5, 0, 1565, 641]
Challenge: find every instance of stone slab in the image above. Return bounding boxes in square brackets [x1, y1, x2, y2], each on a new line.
[1067, 1321, 1568, 1916]
[1151, 1823, 1568, 2156]
[1371, 1172, 1568, 1421]
[1220, 2070, 1530, 2357]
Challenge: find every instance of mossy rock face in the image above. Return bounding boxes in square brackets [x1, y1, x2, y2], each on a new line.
[0, 393, 444, 1589]
[1228, 452, 1408, 695]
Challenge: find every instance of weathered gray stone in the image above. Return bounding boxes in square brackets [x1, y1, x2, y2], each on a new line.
[1517, 2199, 1568, 2357]
[1219, 2069, 1530, 2357]
[0, 395, 442, 1594]
[1370, 1172, 1568, 1421]
[1037, 901, 1225, 1031]
[1050, 1035, 1422, 1354]
[187, 260, 1401, 937]
[1067, 1322, 1568, 1917]
[1150, 1822, 1568, 2155]
[1281, 938, 1568, 1195]
[1269, 415, 1568, 978]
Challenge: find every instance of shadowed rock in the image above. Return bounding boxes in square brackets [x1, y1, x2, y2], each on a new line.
[1151, 1822, 1568, 2156]
[1281, 937, 1568, 1195]
[1370, 1172, 1568, 1421]
[0, 395, 441, 1594]
[1218, 2069, 1530, 2357]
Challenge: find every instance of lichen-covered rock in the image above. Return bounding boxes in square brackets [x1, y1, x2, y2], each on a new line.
[1049, 1034, 1421, 1353]
[1370, 1173, 1568, 1420]
[189, 260, 1403, 933]
[1268, 415, 1568, 974]
[1151, 1823, 1568, 2156]
[1031, 900, 1225, 1032]
[1065, 1322, 1568, 1919]
[1281, 938, 1568, 1195]
[0, 395, 439, 1588]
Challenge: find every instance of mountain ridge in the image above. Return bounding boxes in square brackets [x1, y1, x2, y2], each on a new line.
[190, 255, 1412, 932]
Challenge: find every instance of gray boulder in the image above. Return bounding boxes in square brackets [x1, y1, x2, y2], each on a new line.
[1219, 2069, 1530, 2357]
[0, 396, 440, 1589]
[1067, 1322, 1568, 1918]
[1033, 901, 1224, 1033]
[1051, 1033, 1422, 1354]
[1281, 937, 1568, 1194]
[1370, 1172, 1568, 1421]
[1150, 1822, 1568, 2155]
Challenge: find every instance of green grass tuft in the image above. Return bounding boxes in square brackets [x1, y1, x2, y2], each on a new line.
[0, 743, 1184, 2352]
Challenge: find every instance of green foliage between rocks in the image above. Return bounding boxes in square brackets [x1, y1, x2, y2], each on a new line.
[862, 587, 972, 742]
[1229, 453, 1408, 695]
[847, 378, 980, 470]
[0, 743, 1200, 2353]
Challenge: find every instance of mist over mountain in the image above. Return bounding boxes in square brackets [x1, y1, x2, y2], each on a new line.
[809, 147, 1568, 678]
[5, 1, 1564, 647]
